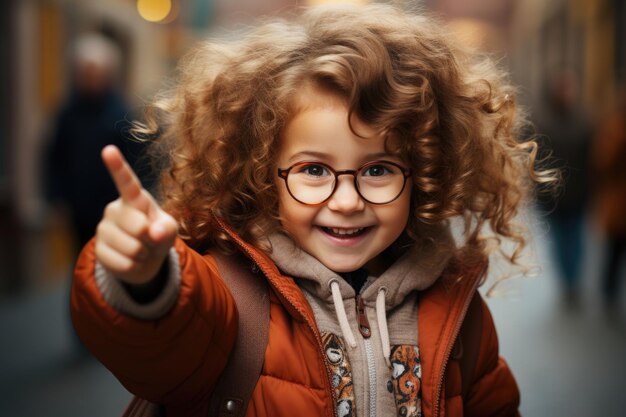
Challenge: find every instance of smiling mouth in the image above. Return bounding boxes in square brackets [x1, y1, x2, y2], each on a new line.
[320, 226, 371, 238]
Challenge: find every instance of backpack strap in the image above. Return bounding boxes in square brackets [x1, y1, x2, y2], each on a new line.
[208, 251, 269, 416]
[456, 291, 483, 401]
[121, 250, 269, 417]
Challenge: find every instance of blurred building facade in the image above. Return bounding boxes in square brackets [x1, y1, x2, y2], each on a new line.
[0, 0, 624, 295]
[2, 0, 176, 293]
[511, 0, 625, 118]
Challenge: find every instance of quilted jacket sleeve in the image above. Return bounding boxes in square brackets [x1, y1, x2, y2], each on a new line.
[70, 237, 238, 406]
[464, 298, 521, 417]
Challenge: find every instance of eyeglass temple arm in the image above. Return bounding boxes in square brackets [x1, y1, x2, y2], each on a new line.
[277, 168, 290, 179]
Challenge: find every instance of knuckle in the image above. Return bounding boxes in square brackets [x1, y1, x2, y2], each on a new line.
[103, 200, 120, 217]
[120, 210, 148, 237]
[117, 260, 137, 275]
[95, 221, 107, 238]
[107, 256, 136, 276]
[131, 217, 150, 236]
[129, 241, 147, 259]
[94, 240, 105, 258]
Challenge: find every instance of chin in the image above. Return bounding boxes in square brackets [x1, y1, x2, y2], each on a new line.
[320, 257, 367, 273]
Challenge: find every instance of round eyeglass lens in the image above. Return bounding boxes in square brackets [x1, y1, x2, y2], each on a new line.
[286, 163, 336, 204]
[356, 162, 406, 203]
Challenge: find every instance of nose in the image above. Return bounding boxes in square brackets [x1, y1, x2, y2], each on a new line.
[326, 176, 366, 213]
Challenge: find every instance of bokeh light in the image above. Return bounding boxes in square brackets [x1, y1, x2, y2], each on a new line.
[137, 0, 172, 23]
[306, 0, 369, 5]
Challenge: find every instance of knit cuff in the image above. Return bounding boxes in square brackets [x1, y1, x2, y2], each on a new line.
[94, 248, 181, 320]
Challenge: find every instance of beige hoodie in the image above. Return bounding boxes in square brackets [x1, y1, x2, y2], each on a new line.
[267, 228, 455, 417]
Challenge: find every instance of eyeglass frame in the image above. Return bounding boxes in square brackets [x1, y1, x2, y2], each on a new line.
[277, 160, 412, 206]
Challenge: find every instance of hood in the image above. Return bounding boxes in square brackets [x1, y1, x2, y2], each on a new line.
[267, 226, 455, 310]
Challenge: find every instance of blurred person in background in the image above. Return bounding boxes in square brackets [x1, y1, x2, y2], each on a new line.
[592, 89, 626, 314]
[536, 70, 593, 309]
[44, 32, 147, 255]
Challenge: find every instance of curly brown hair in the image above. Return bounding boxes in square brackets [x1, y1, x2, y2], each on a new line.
[135, 4, 556, 272]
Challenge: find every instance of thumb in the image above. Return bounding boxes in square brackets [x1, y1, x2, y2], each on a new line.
[148, 211, 178, 246]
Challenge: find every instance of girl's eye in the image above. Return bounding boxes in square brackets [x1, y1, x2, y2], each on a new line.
[299, 164, 330, 177]
[362, 164, 392, 177]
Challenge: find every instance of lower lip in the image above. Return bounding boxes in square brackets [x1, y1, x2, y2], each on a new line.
[317, 226, 373, 247]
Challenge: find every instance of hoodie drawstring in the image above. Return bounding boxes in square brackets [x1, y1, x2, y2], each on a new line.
[376, 287, 391, 367]
[330, 280, 357, 348]
[330, 280, 392, 367]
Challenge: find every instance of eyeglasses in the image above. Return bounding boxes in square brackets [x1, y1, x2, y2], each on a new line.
[277, 160, 411, 205]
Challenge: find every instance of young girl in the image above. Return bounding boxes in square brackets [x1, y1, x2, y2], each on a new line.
[71, 4, 550, 417]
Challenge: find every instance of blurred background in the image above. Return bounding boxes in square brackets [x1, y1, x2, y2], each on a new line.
[0, 0, 624, 416]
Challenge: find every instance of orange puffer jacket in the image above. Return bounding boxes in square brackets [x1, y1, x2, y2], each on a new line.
[71, 224, 520, 417]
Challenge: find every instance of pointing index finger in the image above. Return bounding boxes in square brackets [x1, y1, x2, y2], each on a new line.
[102, 145, 146, 210]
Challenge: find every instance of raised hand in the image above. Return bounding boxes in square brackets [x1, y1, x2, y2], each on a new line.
[95, 145, 178, 285]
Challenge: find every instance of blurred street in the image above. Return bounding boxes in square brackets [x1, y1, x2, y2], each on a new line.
[489, 215, 626, 417]
[1, 212, 625, 417]
[1, 0, 625, 416]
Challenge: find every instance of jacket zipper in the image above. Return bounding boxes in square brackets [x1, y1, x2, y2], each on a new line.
[356, 295, 377, 417]
[432, 267, 485, 417]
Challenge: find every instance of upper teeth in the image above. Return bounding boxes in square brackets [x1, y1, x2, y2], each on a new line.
[331, 227, 363, 235]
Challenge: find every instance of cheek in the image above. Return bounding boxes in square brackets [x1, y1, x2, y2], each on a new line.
[382, 191, 411, 233]
[277, 187, 294, 228]
[277, 186, 314, 234]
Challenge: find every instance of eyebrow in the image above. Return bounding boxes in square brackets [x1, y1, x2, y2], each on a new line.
[287, 151, 397, 164]
[287, 151, 330, 163]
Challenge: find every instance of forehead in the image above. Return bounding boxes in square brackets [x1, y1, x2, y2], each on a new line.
[280, 88, 388, 161]
[280, 86, 405, 166]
